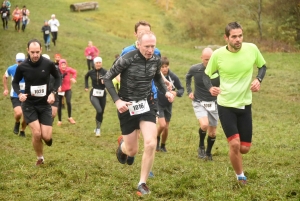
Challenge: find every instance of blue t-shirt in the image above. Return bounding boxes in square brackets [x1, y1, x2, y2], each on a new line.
[5, 64, 25, 98]
[121, 44, 161, 99]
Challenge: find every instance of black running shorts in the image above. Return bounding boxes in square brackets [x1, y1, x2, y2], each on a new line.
[11, 97, 22, 108]
[22, 101, 53, 126]
[217, 104, 252, 147]
[51, 94, 59, 107]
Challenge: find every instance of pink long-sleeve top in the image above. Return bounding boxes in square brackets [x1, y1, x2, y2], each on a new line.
[59, 59, 77, 91]
[84, 46, 99, 60]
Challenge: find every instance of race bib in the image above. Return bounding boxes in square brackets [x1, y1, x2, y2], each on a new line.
[19, 83, 25, 90]
[2, 13, 7, 17]
[201, 101, 216, 111]
[30, 84, 46, 97]
[45, 30, 49, 34]
[128, 99, 150, 116]
[92, 89, 104, 97]
[86, 56, 92, 60]
[58, 91, 65, 96]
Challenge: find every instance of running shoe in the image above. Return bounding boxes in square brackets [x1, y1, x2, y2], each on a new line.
[136, 183, 150, 196]
[198, 146, 206, 159]
[57, 121, 62, 126]
[68, 117, 76, 124]
[205, 153, 213, 161]
[156, 144, 160, 152]
[95, 129, 101, 137]
[45, 138, 53, 146]
[148, 171, 155, 178]
[19, 131, 25, 137]
[160, 146, 167, 152]
[116, 136, 127, 164]
[127, 156, 135, 165]
[36, 158, 44, 166]
[13, 122, 20, 134]
[238, 176, 247, 185]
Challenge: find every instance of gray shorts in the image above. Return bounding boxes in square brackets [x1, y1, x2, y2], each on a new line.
[192, 101, 218, 127]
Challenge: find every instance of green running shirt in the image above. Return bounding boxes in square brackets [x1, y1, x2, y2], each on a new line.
[205, 43, 266, 108]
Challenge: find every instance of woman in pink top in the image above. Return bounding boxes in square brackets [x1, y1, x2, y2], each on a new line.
[57, 59, 77, 125]
[12, 5, 21, 32]
[84, 41, 99, 70]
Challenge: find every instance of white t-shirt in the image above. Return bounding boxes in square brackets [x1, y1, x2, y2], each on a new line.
[48, 19, 60, 32]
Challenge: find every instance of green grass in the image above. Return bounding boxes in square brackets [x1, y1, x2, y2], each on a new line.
[1, 1, 300, 200]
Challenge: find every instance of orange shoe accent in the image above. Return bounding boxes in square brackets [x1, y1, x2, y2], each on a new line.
[68, 117, 76, 124]
[117, 135, 123, 145]
[57, 121, 62, 126]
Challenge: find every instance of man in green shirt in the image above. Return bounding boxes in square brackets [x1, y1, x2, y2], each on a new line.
[204, 22, 267, 184]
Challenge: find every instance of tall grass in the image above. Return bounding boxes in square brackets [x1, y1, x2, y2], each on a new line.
[0, 0, 299, 200]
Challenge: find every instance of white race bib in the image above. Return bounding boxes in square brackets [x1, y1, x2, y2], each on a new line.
[19, 83, 25, 90]
[86, 56, 92, 60]
[201, 101, 216, 111]
[128, 99, 150, 116]
[2, 13, 7, 17]
[45, 30, 50, 34]
[30, 84, 46, 97]
[58, 91, 65, 96]
[92, 89, 104, 97]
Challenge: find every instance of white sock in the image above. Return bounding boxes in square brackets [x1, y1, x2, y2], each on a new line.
[37, 156, 44, 160]
[236, 172, 245, 180]
[138, 182, 145, 186]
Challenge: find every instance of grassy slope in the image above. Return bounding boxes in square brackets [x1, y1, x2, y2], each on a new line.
[0, 0, 300, 200]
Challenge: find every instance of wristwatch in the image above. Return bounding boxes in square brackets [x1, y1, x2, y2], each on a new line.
[256, 77, 262, 83]
[51, 91, 57, 95]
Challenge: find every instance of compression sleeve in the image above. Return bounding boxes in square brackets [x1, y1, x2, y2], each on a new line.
[256, 65, 267, 83]
[12, 66, 22, 95]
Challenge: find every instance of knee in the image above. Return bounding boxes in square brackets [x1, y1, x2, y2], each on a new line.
[159, 121, 167, 129]
[126, 146, 138, 156]
[15, 110, 22, 118]
[240, 146, 250, 154]
[144, 139, 156, 151]
[229, 139, 240, 153]
[200, 124, 208, 131]
[208, 132, 216, 138]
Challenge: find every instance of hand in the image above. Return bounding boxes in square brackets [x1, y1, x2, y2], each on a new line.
[58, 87, 62, 92]
[18, 93, 28, 102]
[250, 79, 261, 92]
[209, 87, 221, 96]
[3, 89, 8, 96]
[85, 88, 88, 92]
[47, 93, 55, 104]
[165, 91, 174, 103]
[115, 99, 131, 113]
[70, 78, 77, 84]
[188, 92, 194, 100]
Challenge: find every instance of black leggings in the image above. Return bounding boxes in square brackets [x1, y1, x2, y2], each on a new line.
[2, 17, 8, 28]
[14, 20, 20, 30]
[90, 94, 106, 122]
[58, 90, 72, 121]
[87, 59, 94, 71]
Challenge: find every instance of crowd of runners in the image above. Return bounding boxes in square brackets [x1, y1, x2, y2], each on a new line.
[2, 20, 266, 196]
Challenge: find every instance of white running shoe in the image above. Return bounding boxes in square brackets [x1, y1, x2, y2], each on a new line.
[95, 129, 101, 137]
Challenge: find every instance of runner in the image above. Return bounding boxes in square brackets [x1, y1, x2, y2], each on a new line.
[12, 39, 60, 165]
[84, 57, 107, 136]
[104, 31, 174, 196]
[186, 47, 220, 160]
[2, 52, 27, 137]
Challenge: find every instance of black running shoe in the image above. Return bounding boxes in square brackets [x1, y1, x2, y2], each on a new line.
[45, 139, 53, 146]
[19, 131, 26, 137]
[198, 146, 206, 159]
[13, 122, 20, 134]
[127, 156, 135, 165]
[160, 146, 167, 152]
[116, 136, 127, 164]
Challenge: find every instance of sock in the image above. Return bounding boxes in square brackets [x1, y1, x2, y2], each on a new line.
[199, 128, 206, 147]
[138, 182, 146, 186]
[161, 143, 165, 148]
[206, 136, 216, 155]
[37, 156, 44, 160]
[236, 172, 245, 179]
[157, 136, 160, 147]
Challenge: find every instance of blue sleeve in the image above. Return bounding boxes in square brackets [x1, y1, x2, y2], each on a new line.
[151, 80, 157, 99]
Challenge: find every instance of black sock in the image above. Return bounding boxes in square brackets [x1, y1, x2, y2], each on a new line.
[206, 136, 216, 155]
[157, 136, 160, 148]
[199, 128, 206, 147]
[161, 143, 165, 148]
